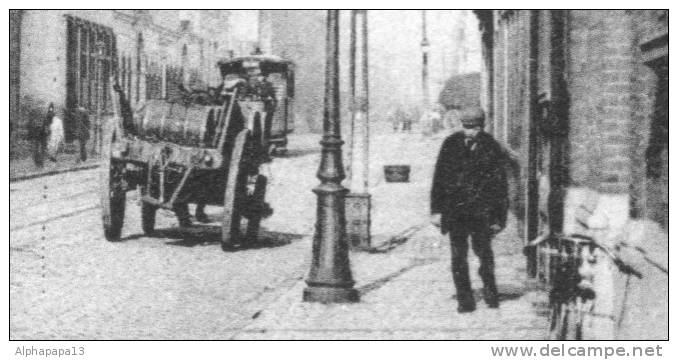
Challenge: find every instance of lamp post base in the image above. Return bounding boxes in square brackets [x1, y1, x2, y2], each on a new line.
[303, 286, 359, 304]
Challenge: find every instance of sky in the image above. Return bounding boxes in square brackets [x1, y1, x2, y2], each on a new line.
[340, 10, 482, 121]
[232, 10, 483, 126]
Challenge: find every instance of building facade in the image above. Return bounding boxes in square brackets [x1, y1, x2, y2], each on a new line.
[259, 10, 326, 132]
[474, 10, 668, 339]
[11, 10, 258, 148]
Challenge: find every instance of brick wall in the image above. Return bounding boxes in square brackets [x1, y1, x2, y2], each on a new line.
[567, 10, 665, 218]
[567, 10, 637, 194]
[564, 11, 667, 339]
[477, 9, 665, 210]
[628, 10, 667, 226]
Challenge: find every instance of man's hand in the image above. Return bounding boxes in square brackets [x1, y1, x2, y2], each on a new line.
[490, 224, 502, 234]
[431, 213, 442, 228]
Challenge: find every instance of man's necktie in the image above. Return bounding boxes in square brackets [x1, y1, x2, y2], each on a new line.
[465, 139, 475, 154]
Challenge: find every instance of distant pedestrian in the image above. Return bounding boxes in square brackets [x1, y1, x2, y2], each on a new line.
[393, 107, 408, 132]
[30, 107, 47, 167]
[431, 104, 444, 134]
[430, 107, 508, 313]
[37, 103, 64, 163]
[421, 104, 444, 135]
[46, 111, 64, 162]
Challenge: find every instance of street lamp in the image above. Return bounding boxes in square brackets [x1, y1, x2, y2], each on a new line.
[303, 10, 359, 304]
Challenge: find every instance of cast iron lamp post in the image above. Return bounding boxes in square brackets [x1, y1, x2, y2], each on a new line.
[303, 10, 359, 303]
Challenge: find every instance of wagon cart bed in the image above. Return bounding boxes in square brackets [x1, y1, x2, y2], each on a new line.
[100, 81, 273, 251]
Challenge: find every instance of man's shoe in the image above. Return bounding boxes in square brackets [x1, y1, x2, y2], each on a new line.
[486, 298, 499, 308]
[483, 287, 499, 308]
[457, 301, 476, 313]
[457, 293, 476, 313]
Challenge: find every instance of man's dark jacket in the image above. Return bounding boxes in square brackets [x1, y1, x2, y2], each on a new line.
[431, 131, 508, 234]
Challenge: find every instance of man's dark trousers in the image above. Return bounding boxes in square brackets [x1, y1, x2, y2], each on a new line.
[448, 214, 498, 307]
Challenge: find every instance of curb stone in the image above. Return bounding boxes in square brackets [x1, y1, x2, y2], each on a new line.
[10, 163, 101, 183]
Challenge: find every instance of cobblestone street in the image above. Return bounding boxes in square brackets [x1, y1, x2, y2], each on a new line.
[10, 131, 548, 340]
[10, 134, 320, 339]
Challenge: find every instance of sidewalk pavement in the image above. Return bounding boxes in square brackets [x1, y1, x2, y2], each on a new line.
[610, 219, 668, 340]
[229, 131, 550, 340]
[10, 150, 100, 182]
[234, 216, 549, 340]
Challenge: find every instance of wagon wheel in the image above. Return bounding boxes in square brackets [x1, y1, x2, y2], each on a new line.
[100, 122, 126, 241]
[245, 174, 268, 242]
[222, 129, 251, 250]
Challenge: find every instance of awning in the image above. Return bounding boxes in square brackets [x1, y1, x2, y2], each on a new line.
[438, 72, 481, 110]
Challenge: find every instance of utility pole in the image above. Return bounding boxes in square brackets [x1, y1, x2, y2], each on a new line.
[421, 10, 431, 134]
[360, 10, 369, 197]
[346, 11, 357, 185]
[346, 10, 371, 250]
[303, 10, 359, 304]
[95, 41, 106, 155]
[453, 11, 467, 76]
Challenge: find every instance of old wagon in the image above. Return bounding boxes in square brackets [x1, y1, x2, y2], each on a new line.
[100, 74, 274, 251]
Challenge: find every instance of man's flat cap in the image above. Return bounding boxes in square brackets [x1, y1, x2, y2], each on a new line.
[460, 107, 485, 127]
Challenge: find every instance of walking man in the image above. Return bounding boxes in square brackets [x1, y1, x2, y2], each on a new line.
[430, 107, 508, 313]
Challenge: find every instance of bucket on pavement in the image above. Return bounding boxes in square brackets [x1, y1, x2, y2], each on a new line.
[383, 165, 410, 182]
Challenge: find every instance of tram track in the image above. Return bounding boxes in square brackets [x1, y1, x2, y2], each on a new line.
[11, 185, 98, 211]
[10, 171, 98, 190]
[10, 167, 101, 231]
[10, 204, 100, 232]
